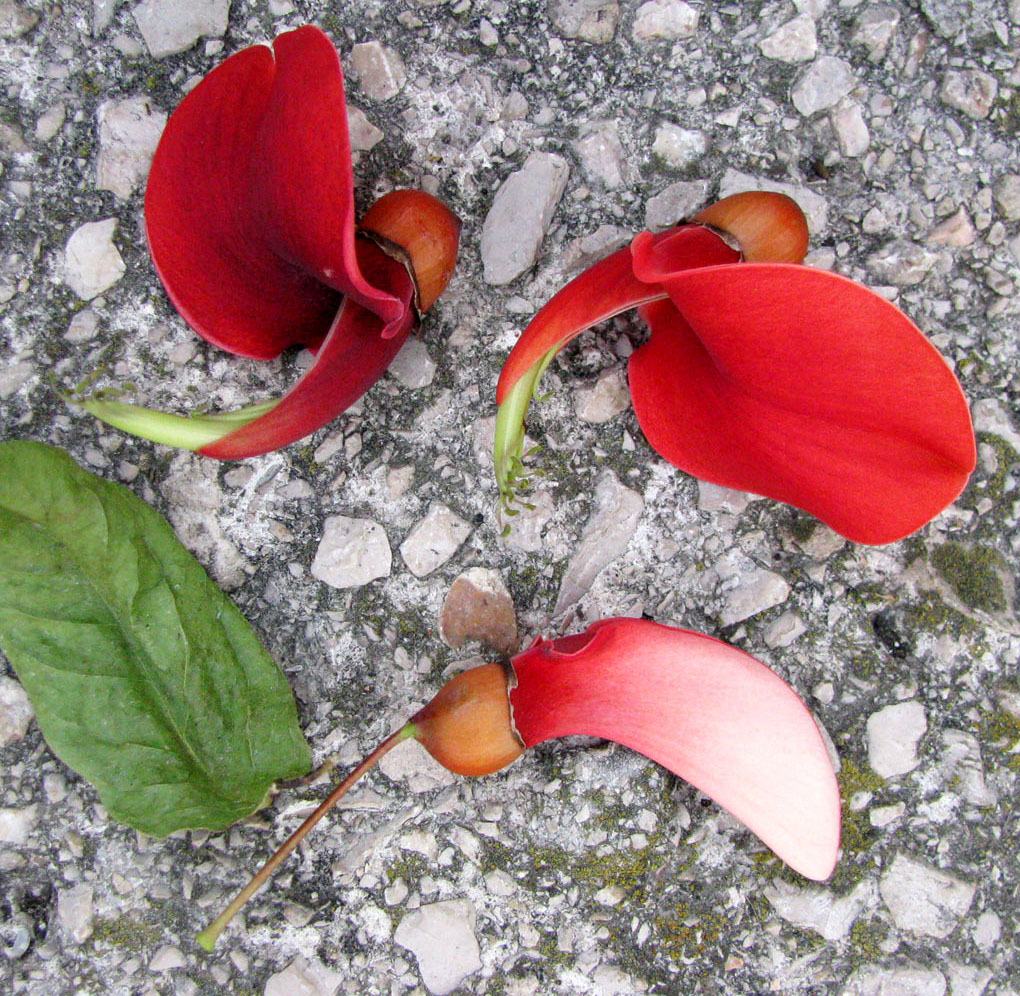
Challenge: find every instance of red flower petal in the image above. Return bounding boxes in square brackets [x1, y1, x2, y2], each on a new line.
[200, 244, 415, 460]
[627, 263, 976, 543]
[145, 26, 403, 361]
[496, 226, 738, 404]
[510, 618, 841, 881]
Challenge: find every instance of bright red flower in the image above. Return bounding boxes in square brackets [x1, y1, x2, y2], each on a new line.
[494, 193, 975, 544]
[81, 26, 459, 460]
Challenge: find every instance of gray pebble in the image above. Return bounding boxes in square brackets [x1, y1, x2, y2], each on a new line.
[480, 152, 569, 285]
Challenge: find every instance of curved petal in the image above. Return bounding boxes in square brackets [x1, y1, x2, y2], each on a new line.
[628, 264, 976, 544]
[509, 618, 841, 881]
[200, 246, 416, 460]
[494, 227, 737, 516]
[495, 246, 658, 405]
[145, 26, 402, 360]
[496, 226, 738, 404]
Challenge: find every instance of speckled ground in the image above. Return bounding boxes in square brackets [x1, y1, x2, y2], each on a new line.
[2, 1, 1020, 995]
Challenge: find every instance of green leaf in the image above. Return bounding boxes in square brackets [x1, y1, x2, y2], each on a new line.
[0, 441, 311, 836]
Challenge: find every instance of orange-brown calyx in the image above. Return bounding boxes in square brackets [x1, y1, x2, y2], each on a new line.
[410, 662, 524, 776]
[693, 191, 809, 264]
[359, 189, 461, 313]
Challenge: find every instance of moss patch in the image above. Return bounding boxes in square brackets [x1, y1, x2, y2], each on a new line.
[91, 915, 163, 951]
[931, 543, 1008, 613]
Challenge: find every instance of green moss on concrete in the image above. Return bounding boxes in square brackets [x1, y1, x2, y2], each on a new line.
[91, 915, 163, 951]
[655, 905, 729, 964]
[931, 542, 1008, 613]
[849, 917, 888, 965]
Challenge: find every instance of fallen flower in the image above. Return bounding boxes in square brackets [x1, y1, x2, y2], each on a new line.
[494, 192, 975, 544]
[78, 26, 460, 459]
[196, 616, 840, 949]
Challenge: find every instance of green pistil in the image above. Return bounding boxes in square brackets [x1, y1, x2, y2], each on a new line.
[493, 348, 558, 526]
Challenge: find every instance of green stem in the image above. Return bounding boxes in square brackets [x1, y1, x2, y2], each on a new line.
[196, 723, 415, 952]
[80, 398, 278, 451]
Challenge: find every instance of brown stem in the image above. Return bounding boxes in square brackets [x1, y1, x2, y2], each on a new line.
[197, 723, 415, 950]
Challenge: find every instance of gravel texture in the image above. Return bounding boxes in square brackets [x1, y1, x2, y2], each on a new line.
[2, 1, 1020, 994]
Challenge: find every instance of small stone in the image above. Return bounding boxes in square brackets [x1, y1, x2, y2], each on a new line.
[481, 152, 569, 285]
[867, 700, 926, 777]
[879, 853, 976, 938]
[867, 241, 937, 286]
[96, 97, 167, 199]
[759, 14, 817, 63]
[972, 911, 1001, 952]
[440, 568, 518, 655]
[133, 0, 229, 58]
[63, 219, 126, 300]
[645, 179, 709, 230]
[350, 41, 406, 101]
[940, 70, 997, 120]
[852, 5, 900, 61]
[764, 610, 807, 648]
[0, 677, 33, 744]
[765, 879, 875, 941]
[831, 101, 869, 158]
[947, 963, 993, 996]
[922, 0, 994, 38]
[793, 0, 828, 16]
[993, 174, 1020, 221]
[264, 956, 342, 996]
[35, 102, 66, 142]
[575, 367, 630, 423]
[378, 738, 456, 793]
[394, 899, 482, 995]
[550, 0, 620, 43]
[0, 121, 28, 156]
[502, 91, 528, 120]
[574, 122, 626, 188]
[937, 730, 996, 807]
[720, 567, 790, 626]
[632, 0, 698, 42]
[478, 17, 498, 45]
[0, 805, 37, 843]
[594, 885, 626, 906]
[791, 56, 855, 117]
[653, 122, 708, 168]
[870, 802, 905, 827]
[57, 885, 94, 945]
[926, 207, 975, 247]
[697, 481, 755, 515]
[555, 470, 643, 613]
[387, 465, 415, 499]
[501, 488, 555, 554]
[0, 1, 38, 37]
[564, 224, 632, 271]
[347, 106, 383, 151]
[972, 398, 1020, 452]
[400, 503, 472, 578]
[843, 965, 947, 996]
[388, 338, 436, 389]
[311, 516, 391, 589]
[0, 362, 33, 400]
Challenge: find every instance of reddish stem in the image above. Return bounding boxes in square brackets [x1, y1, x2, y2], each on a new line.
[197, 724, 413, 950]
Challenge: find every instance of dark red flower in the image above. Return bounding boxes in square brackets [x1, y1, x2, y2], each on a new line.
[494, 192, 975, 544]
[82, 26, 459, 459]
